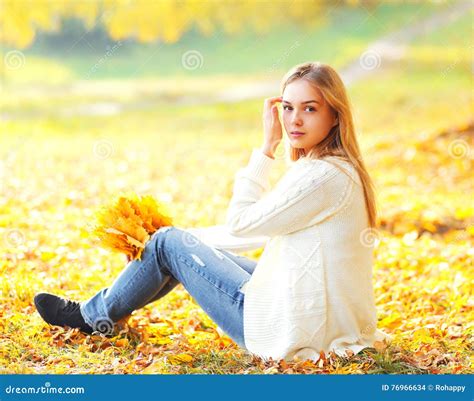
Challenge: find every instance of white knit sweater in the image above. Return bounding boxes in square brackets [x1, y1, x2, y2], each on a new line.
[185, 148, 391, 362]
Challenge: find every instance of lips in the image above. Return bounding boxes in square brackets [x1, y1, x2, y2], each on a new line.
[290, 131, 305, 137]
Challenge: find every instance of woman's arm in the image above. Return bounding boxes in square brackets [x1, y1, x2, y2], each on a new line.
[225, 96, 354, 238]
[225, 149, 354, 238]
[170, 97, 285, 254]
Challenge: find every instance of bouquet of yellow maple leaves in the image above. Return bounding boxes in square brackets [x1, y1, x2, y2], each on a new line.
[90, 192, 174, 261]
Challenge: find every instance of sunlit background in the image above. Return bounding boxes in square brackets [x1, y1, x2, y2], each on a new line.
[0, 0, 472, 374]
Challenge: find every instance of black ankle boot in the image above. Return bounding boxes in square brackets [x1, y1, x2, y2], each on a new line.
[34, 293, 95, 335]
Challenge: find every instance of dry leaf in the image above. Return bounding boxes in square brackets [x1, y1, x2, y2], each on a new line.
[167, 353, 194, 364]
[90, 192, 173, 261]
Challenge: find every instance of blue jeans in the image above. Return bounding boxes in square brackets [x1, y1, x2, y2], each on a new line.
[80, 226, 257, 349]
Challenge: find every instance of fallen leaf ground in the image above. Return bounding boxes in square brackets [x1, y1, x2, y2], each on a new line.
[0, 47, 472, 373]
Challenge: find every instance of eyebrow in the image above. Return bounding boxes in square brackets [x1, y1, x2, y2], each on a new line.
[282, 99, 321, 105]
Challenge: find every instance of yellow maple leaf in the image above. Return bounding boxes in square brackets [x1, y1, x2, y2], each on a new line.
[167, 353, 194, 364]
[90, 192, 173, 261]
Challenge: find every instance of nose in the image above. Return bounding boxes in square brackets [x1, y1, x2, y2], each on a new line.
[290, 111, 303, 126]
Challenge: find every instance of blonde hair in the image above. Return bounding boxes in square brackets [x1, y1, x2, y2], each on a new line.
[280, 61, 378, 228]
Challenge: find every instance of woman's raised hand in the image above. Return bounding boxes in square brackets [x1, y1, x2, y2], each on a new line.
[261, 96, 283, 159]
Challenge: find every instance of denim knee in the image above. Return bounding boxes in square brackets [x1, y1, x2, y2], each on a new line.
[148, 226, 183, 272]
[152, 226, 198, 253]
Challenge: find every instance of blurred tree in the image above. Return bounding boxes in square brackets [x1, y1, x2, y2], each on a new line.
[0, 0, 393, 49]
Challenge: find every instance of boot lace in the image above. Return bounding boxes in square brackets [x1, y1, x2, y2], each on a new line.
[63, 299, 81, 313]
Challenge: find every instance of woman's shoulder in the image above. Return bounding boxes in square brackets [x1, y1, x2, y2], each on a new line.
[291, 155, 359, 186]
[294, 155, 354, 171]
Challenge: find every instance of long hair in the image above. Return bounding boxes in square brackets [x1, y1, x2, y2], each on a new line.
[280, 61, 378, 228]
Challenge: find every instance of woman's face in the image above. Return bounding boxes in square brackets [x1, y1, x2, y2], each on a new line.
[281, 79, 338, 154]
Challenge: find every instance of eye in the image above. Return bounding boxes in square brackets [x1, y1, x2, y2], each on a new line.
[282, 105, 316, 112]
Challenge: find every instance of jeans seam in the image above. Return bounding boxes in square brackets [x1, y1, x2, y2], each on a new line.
[154, 228, 174, 277]
[177, 254, 242, 304]
[107, 238, 163, 312]
[100, 291, 110, 322]
[79, 302, 94, 328]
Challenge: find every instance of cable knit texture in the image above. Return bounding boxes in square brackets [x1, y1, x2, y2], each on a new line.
[185, 148, 391, 362]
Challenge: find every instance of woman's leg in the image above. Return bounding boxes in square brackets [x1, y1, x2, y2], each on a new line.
[139, 247, 257, 308]
[80, 226, 257, 348]
[215, 248, 258, 275]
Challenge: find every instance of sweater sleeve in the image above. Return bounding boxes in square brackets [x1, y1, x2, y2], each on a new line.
[225, 148, 354, 238]
[181, 225, 269, 253]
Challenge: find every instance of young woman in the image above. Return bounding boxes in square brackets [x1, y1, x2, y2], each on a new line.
[34, 61, 391, 363]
